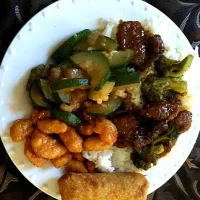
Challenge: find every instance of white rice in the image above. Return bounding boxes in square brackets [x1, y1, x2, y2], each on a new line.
[83, 149, 114, 172]
[83, 147, 142, 173]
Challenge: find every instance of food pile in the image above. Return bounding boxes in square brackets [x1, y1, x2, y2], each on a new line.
[10, 20, 193, 171]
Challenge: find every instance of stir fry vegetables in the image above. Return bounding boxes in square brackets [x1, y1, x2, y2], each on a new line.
[103, 49, 135, 68]
[51, 108, 82, 127]
[86, 98, 122, 116]
[30, 83, 51, 108]
[52, 29, 92, 63]
[11, 20, 193, 172]
[70, 51, 111, 90]
[51, 78, 90, 92]
[142, 75, 187, 101]
[74, 32, 119, 51]
[156, 54, 194, 77]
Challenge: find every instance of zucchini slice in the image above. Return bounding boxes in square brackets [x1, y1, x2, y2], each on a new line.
[88, 35, 119, 50]
[38, 79, 55, 103]
[52, 29, 92, 63]
[50, 78, 90, 92]
[70, 51, 110, 90]
[53, 92, 71, 104]
[30, 83, 51, 108]
[103, 49, 135, 68]
[26, 64, 48, 91]
[111, 71, 140, 87]
[74, 35, 119, 51]
[86, 98, 122, 116]
[62, 68, 88, 79]
[26, 68, 38, 91]
[51, 108, 81, 127]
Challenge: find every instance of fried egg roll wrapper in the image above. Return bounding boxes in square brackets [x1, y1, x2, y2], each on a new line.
[58, 172, 149, 200]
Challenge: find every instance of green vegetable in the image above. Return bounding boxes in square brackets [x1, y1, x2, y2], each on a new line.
[131, 124, 180, 170]
[131, 146, 159, 170]
[39, 79, 55, 103]
[26, 64, 51, 91]
[110, 66, 128, 77]
[74, 35, 119, 51]
[87, 98, 122, 116]
[70, 51, 110, 90]
[53, 91, 71, 104]
[156, 54, 194, 77]
[152, 124, 180, 146]
[111, 71, 140, 87]
[152, 144, 164, 154]
[140, 62, 157, 81]
[51, 108, 81, 127]
[73, 31, 102, 51]
[50, 78, 90, 92]
[26, 67, 38, 91]
[89, 35, 119, 50]
[73, 40, 89, 52]
[30, 83, 51, 108]
[52, 29, 92, 63]
[62, 68, 88, 79]
[103, 50, 135, 68]
[142, 75, 187, 101]
[110, 65, 141, 92]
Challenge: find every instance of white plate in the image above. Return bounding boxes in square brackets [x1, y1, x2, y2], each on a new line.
[0, 0, 200, 199]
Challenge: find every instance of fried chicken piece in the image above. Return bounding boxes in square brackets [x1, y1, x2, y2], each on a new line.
[31, 129, 67, 159]
[147, 35, 165, 56]
[30, 108, 51, 125]
[59, 128, 83, 153]
[117, 21, 146, 66]
[139, 99, 181, 121]
[24, 137, 48, 167]
[112, 114, 140, 148]
[113, 113, 169, 150]
[10, 119, 34, 142]
[51, 152, 72, 168]
[173, 110, 192, 133]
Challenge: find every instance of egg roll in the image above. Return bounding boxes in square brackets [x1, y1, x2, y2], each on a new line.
[58, 172, 149, 200]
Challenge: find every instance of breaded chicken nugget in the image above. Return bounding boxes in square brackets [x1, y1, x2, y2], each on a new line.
[24, 137, 48, 167]
[31, 129, 67, 159]
[37, 119, 68, 134]
[10, 119, 34, 142]
[30, 108, 51, 125]
[51, 152, 72, 168]
[59, 128, 83, 153]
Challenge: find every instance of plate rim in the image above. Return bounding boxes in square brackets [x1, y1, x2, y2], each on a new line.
[0, 0, 199, 198]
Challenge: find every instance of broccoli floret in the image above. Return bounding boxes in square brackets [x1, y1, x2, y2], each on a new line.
[131, 146, 160, 170]
[152, 124, 180, 146]
[142, 75, 187, 101]
[131, 124, 180, 170]
[156, 54, 194, 78]
[140, 61, 157, 81]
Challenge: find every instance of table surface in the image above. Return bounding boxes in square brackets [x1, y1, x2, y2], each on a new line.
[0, 0, 200, 200]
